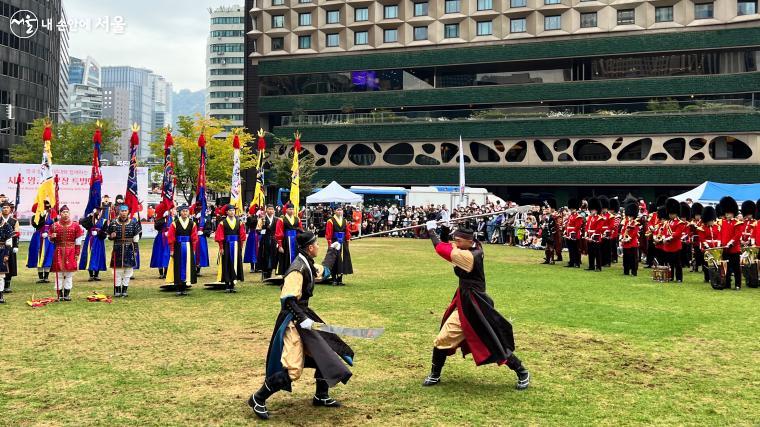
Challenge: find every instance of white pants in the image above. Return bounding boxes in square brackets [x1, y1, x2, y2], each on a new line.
[0, 277, 4, 292]
[54, 272, 74, 290]
[116, 268, 133, 288]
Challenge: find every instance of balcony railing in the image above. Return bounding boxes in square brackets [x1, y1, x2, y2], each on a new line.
[280, 99, 758, 127]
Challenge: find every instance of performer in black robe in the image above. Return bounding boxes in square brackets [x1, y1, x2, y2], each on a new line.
[324, 206, 353, 286]
[275, 203, 303, 276]
[214, 204, 247, 293]
[108, 205, 142, 298]
[0, 217, 13, 303]
[248, 231, 351, 420]
[0, 202, 19, 293]
[256, 205, 279, 280]
[167, 205, 199, 296]
[421, 221, 530, 390]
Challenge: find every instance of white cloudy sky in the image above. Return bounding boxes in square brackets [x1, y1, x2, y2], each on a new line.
[65, 0, 241, 91]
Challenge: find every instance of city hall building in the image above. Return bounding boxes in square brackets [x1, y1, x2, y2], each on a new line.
[242, 0, 760, 202]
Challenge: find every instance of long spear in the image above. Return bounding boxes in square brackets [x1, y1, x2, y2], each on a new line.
[351, 205, 533, 241]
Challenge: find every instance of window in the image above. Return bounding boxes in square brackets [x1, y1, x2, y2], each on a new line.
[298, 0, 311, 3]
[326, 33, 340, 47]
[580, 12, 597, 27]
[738, 0, 757, 15]
[298, 13, 312, 26]
[477, 0, 493, 10]
[383, 29, 398, 42]
[414, 2, 429, 16]
[210, 30, 244, 37]
[544, 15, 561, 30]
[476, 21, 492, 35]
[298, 35, 311, 49]
[510, 17, 526, 32]
[272, 15, 284, 28]
[413, 26, 428, 40]
[271, 0, 284, 5]
[271, 37, 284, 50]
[355, 7, 369, 21]
[695, 2, 714, 18]
[617, 9, 635, 24]
[510, 0, 527, 7]
[545, 0, 560, 4]
[327, 10, 340, 24]
[655, 6, 673, 22]
[445, 0, 460, 13]
[444, 23, 459, 38]
[211, 17, 245, 24]
[355, 31, 368, 45]
[384, 5, 399, 18]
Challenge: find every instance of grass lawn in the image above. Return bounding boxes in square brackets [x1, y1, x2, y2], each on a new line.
[1, 238, 758, 426]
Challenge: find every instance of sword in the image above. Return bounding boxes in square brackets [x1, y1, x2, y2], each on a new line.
[311, 322, 384, 339]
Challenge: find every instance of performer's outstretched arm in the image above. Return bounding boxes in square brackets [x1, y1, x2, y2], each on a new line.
[425, 220, 474, 272]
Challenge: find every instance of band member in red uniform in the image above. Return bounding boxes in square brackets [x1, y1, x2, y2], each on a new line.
[50, 206, 85, 301]
[620, 200, 640, 276]
[697, 206, 721, 283]
[597, 196, 612, 267]
[690, 203, 704, 273]
[422, 222, 530, 391]
[552, 202, 564, 263]
[585, 197, 603, 271]
[564, 198, 583, 268]
[651, 206, 667, 267]
[719, 197, 742, 290]
[661, 199, 687, 283]
[645, 197, 666, 268]
[324, 206, 353, 286]
[609, 198, 621, 264]
[738, 200, 756, 247]
[679, 202, 693, 270]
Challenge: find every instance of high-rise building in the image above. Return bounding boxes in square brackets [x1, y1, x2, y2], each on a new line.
[103, 87, 131, 163]
[243, 0, 760, 201]
[207, 5, 245, 134]
[101, 66, 173, 161]
[68, 56, 103, 124]
[0, 0, 69, 162]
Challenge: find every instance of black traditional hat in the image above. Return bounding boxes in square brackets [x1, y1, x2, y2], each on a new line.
[719, 196, 738, 216]
[545, 199, 557, 210]
[691, 202, 704, 218]
[624, 201, 638, 218]
[680, 202, 692, 220]
[598, 195, 610, 210]
[741, 200, 756, 217]
[453, 227, 476, 240]
[296, 231, 317, 248]
[666, 198, 680, 217]
[588, 197, 602, 212]
[702, 206, 717, 223]
[567, 198, 579, 210]
[655, 196, 667, 209]
[657, 206, 667, 219]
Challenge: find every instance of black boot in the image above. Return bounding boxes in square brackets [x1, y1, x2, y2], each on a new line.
[507, 354, 530, 390]
[4, 279, 10, 293]
[121, 286, 128, 298]
[93, 271, 101, 281]
[422, 348, 447, 386]
[43, 272, 50, 283]
[63, 288, 72, 302]
[158, 268, 165, 279]
[114, 285, 122, 298]
[313, 378, 341, 407]
[247, 371, 291, 420]
[225, 282, 237, 293]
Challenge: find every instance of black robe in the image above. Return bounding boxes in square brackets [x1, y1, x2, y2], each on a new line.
[440, 243, 515, 366]
[276, 216, 302, 275]
[0, 221, 13, 275]
[0, 216, 18, 277]
[326, 217, 353, 275]
[256, 215, 278, 272]
[265, 251, 354, 389]
[169, 218, 197, 286]
[217, 217, 245, 284]
[108, 218, 142, 268]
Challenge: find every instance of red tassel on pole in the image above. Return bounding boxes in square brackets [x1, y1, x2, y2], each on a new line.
[294, 131, 302, 153]
[130, 130, 139, 146]
[93, 128, 102, 144]
[233, 134, 241, 149]
[198, 133, 206, 148]
[164, 132, 174, 149]
[43, 124, 52, 142]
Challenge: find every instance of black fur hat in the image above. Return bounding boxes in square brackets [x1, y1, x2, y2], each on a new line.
[624, 201, 638, 218]
[567, 198, 579, 210]
[598, 195, 610, 210]
[657, 206, 667, 219]
[691, 202, 704, 218]
[680, 202, 692, 220]
[666, 198, 681, 217]
[716, 203, 724, 218]
[545, 199, 557, 210]
[756, 199, 760, 218]
[702, 206, 717, 223]
[609, 198, 620, 213]
[741, 200, 756, 217]
[647, 202, 656, 214]
[655, 196, 667, 209]
[719, 196, 738, 216]
[588, 197, 602, 213]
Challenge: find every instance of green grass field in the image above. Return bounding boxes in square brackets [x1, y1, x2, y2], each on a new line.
[1, 238, 758, 426]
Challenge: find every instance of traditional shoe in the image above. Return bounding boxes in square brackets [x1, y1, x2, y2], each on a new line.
[88, 277, 96, 282]
[516, 371, 531, 391]
[247, 394, 269, 420]
[422, 375, 440, 386]
[313, 395, 341, 407]
[36, 279, 46, 284]
[0, 293, 5, 303]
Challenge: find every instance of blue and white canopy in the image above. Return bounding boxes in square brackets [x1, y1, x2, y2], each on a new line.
[673, 181, 760, 205]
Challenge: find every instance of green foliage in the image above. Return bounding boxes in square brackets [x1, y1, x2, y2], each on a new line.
[10, 118, 122, 164]
[646, 98, 680, 112]
[267, 134, 320, 201]
[148, 114, 258, 204]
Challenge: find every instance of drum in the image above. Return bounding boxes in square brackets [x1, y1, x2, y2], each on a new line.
[652, 266, 672, 282]
[708, 261, 728, 290]
[744, 260, 760, 288]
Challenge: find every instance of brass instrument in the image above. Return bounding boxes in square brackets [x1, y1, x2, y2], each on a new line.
[704, 246, 728, 290]
[741, 246, 760, 288]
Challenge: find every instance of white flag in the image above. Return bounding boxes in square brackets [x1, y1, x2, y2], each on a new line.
[458, 136, 465, 207]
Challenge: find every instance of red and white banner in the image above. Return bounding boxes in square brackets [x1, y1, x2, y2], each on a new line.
[0, 164, 149, 222]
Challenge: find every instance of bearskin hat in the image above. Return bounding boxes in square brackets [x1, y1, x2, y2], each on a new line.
[657, 206, 667, 219]
[666, 198, 681, 217]
[702, 206, 717, 223]
[624, 201, 638, 218]
[588, 197, 602, 213]
[680, 202, 691, 220]
[691, 202, 704, 218]
[715, 203, 724, 218]
[609, 198, 620, 213]
[567, 198, 579, 210]
[719, 196, 738, 216]
[741, 200, 756, 217]
[655, 195, 667, 209]
[598, 195, 610, 210]
[545, 199, 557, 210]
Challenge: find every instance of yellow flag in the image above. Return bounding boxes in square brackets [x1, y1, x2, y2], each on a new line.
[34, 121, 55, 223]
[290, 131, 301, 213]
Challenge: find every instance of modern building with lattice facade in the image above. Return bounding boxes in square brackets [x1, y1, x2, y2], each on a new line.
[243, 0, 760, 202]
[208, 5, 246, 134]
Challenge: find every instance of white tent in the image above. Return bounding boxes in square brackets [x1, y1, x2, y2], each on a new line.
[672, 181, 760, 205]
[306, 181, 363, 204]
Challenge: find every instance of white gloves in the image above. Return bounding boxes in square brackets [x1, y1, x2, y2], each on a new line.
[133, 235, 140, 243]
[330, 241, 341, 251]
[299, 318, 314, 330]
[75, 236, 85, 245]
[12, 248, 18, 253]
[163, 232, 169, 238]
[42, 232, 48, 238]
[91, 230, 98, 236]
[4, 238, 11, 246]
[197, 230, 203, 236]
[260, 229, 266, 235]
[163, 211, 169, 218]
[426, 220, 438, 231]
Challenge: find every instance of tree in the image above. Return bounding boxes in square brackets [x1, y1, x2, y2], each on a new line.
[10, 118, 122, 164]
[267, 134, 321, 205]
[148, 114, 257, 204]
